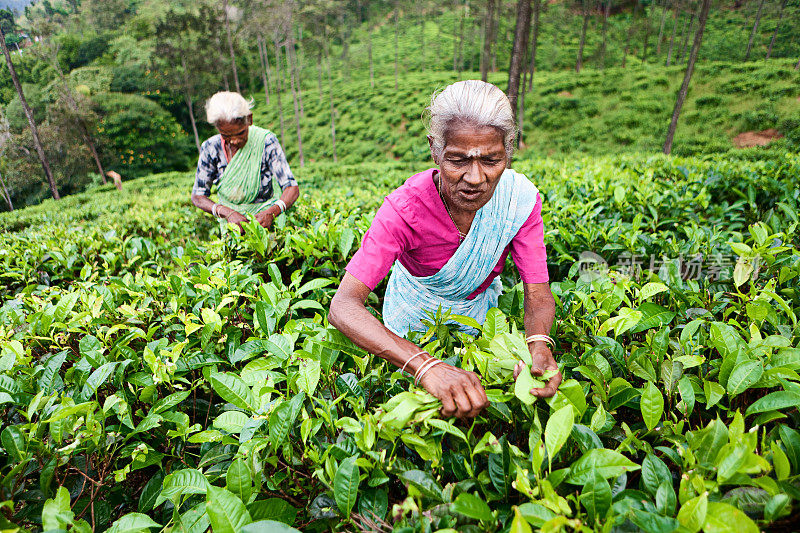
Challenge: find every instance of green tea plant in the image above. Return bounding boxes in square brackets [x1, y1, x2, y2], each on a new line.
[0, 153, 798, 532]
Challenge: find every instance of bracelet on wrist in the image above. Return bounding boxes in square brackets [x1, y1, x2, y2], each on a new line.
[400, 351, 428, 376]
[276, 199, 287, 214]
[525, 334, 555, 347]
[414, 358, 443, 386]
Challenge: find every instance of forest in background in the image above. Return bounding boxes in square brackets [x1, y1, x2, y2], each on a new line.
[0, 0, 798, 210]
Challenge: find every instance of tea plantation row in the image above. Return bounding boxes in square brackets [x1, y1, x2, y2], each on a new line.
[0, 153, 798, 532]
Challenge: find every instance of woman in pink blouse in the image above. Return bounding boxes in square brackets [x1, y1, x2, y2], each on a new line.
[329, 81, 560, 419]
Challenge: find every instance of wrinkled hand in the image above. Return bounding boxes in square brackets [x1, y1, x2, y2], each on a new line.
[418, 362, 489, 419]
[255, 210, 275, 229]
[514, 345, 562, 398]
[224, 210, 248, 234]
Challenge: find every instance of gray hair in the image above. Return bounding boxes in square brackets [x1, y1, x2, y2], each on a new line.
[205, 91, 253, 125]
[424, 80, 517, 162]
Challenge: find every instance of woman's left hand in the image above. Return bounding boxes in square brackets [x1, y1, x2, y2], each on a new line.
[255, 210, 275, 229]
[514, 344, 562, 398]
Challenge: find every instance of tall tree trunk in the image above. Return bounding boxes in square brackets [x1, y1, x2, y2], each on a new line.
[600, 0, 612, 69]
[284, 24, 304, 118]
[480, 16, 486, 73]
[340, 13, 350, 81]
[457, 1, 468, 70]
[256, 33, 271, 105]
[666, 1, 680, 66]
[527, 0, 541, 90]
[744, 0, 765, 61]
[367, 26, 374, 87]
[507, 0, 532, 114]
[395, 1, 400, 90]
[575, 0, 590, 73]
[316, 52, 323, 100]
[285, 38, 304, 167]
[642, 4, 652, 63]
[742, 0, 752, 29]
[273, 34, 286, 147]
[491, 2, 499, 72]
[436, 13, 443, 65]
[246, 54, 257, 94]
[179, 56, 201, 153]
[679, 10, 695, 63]
[72, 113, 106, 184]
[664, 0, 711, 155]
[467, 17, 477, 71]
[215, 35, 231, 90]
[519, 58, 527, 146]
[765, 0, 786, 60]
[481, 0, 496, 81]
[292, 27, 305, 117]
[359, 0, 372, 83]
[325, 37, 337, 163]
[0, 169, 12, 211]
[221, 0, 240, 93]
[420, 17, 426, 71]
[54, 61, 105, 183]
[656, 1, 669, 55]
[453, 0, 460, 70]
[517, 51, 528, 121]
[0, 26, 59, 200]
[184, 91, 201, 153]
[623, 1, 641, 67]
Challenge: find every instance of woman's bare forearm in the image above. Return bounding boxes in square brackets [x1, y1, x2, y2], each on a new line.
[191, 193, 236, 218]
[329, 274, 431, 375]
[523, 282, 556, 345]
[330, 274, 491, 417]
[279, 185, 299, 210]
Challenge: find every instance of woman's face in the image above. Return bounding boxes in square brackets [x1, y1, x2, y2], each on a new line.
[433, 123, 508, 214]
[217, 115, 253, 152]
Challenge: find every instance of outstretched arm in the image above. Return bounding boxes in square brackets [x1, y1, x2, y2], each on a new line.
[515, 282, 561, 398]
[191, 194, 248, 232]
[329, 272, 489, 418]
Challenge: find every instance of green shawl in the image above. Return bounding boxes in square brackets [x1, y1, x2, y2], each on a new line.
[216, 126, 274, 217]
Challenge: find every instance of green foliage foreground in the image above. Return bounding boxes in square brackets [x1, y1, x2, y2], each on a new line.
[0, 153, 799, 532]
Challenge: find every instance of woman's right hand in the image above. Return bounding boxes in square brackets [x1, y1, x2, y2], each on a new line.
[225, 210, 248, 233]
[418, 363, 489, 419]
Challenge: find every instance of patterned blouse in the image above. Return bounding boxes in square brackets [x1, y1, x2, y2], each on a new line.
[192, 132, 298, 203]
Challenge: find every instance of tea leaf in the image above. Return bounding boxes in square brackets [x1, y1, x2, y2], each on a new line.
[640, 382, 664, 431]
[334, 456, 359, 515]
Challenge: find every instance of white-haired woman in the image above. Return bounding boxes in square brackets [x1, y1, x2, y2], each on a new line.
[191, 91, 299, 232]
[329, 80, 560, 419]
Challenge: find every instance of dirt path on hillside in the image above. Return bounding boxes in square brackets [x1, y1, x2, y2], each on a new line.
[733, 129, 783, 148]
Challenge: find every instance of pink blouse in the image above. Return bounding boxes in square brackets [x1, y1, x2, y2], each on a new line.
[346, 168, 549, 300]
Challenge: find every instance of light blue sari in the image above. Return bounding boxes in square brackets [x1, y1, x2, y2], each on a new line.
[383, 168, 540, 337]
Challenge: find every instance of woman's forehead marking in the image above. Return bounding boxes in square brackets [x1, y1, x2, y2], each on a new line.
[466, 148, 481, 157]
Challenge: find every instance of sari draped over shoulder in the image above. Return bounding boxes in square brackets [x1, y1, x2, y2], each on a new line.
[216, 126, 276, 218]
[382, 169, 540, 337]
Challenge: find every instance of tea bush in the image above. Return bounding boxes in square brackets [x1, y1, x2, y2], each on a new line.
[0, 153, 799, 532]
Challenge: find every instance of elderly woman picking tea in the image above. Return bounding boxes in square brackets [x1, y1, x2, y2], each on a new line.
[329, 80, 560, 419]
[191, 91, 299, 233]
